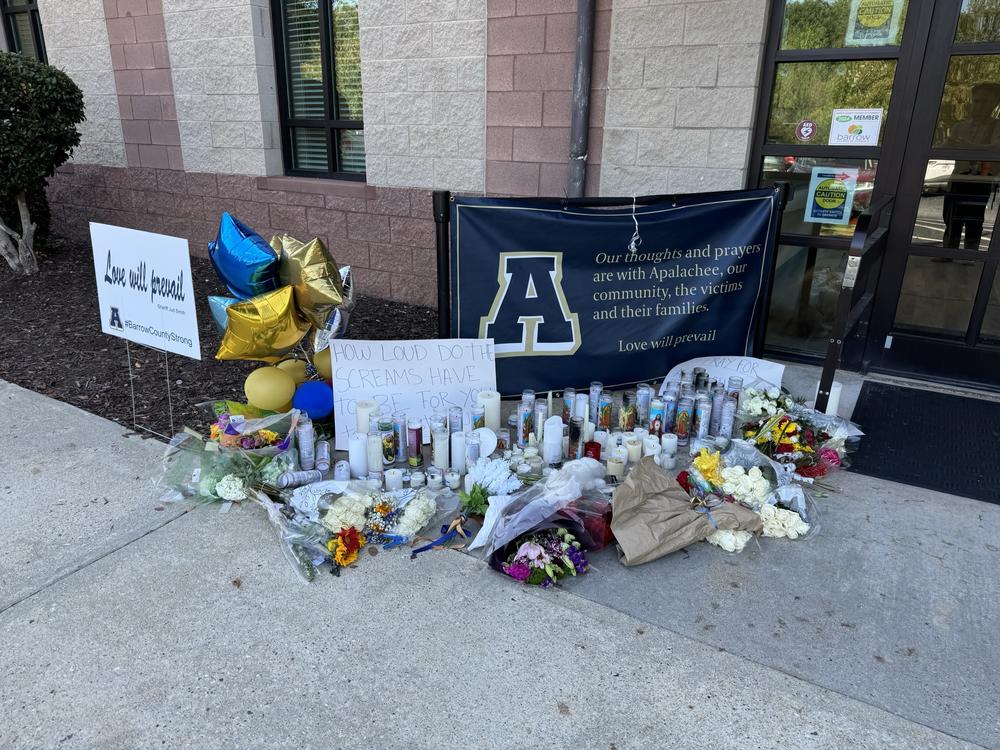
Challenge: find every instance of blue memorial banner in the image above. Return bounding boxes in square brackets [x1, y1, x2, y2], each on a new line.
[450, 188, 782, 395]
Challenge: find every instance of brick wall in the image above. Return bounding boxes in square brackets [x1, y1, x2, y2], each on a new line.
[358, 0, 487, 191]
[485, 0, 610, 197]
[599, 0, 768, 196]
[105, 0, 184, 170]
[47, 164, 439, 306]
[37, 0, 127, 167]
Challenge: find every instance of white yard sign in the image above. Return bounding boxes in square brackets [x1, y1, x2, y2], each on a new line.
[331, 338, 497, 450]
[90, 223, 201, 359]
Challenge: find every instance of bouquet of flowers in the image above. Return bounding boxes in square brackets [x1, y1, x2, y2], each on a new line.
[210, 412, 285, 450]
[459, 456, 522, 515]
[500, 527, 588, 587]
[745, 412, 842, 479]
[739, 386, 795, 418]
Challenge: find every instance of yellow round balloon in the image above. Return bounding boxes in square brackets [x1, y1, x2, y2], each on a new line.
[244, 366, 296, 412]
[276, 358, 309, 384]
[314, 347, 332, 381]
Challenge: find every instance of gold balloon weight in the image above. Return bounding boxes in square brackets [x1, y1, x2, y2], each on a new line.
[271, 234, 344, 329]
[216, 286, 310, 362]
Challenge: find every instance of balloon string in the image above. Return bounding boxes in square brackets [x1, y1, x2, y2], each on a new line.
[628, 196, 642, 253]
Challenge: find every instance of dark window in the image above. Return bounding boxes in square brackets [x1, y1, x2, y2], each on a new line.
[271, 0, 365, 180]
[1, 0, 47, 63]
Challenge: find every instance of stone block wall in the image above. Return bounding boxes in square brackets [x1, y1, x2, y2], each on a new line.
[599, 0, 768, 196]
[162, 0, 282, 176]
[485, 0, 611, 197]
[37, 0, 127, 167]
[358, 0, 487, 192]
[34, 0, 775, 308]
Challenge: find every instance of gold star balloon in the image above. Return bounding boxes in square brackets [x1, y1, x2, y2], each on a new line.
[270, 234, 344, 329]
[215, 285, 310, 363]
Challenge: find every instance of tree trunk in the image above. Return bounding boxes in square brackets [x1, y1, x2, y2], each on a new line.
[0, 191, 38, 275]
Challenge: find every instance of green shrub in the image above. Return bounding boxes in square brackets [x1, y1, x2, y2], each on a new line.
[0, 52, 84, 273]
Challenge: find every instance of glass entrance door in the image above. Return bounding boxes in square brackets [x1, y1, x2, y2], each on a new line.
[868, 1, 1000, 386]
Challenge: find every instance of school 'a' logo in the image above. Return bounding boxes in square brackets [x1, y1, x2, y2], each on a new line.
[479, 252, 581, 357]
[108, 306, 123, 330]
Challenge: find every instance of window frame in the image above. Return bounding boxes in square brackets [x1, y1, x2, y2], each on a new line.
[270, 0, 365, 181]
[1, 0, 47, 63]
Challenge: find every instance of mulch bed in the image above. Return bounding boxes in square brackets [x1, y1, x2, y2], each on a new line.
[0, 239, 437, 438]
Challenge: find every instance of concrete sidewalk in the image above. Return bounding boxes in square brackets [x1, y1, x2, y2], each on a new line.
[0, 380, 996, 750]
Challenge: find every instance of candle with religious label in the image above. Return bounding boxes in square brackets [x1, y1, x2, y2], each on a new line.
[597, 391, 614, 431]
[718, 396, 737, 439]
[649, 397, 666, 437]
[589, 381, 603, 424]
[675, 396, 694, 446]
[392, 412, 407, 464]
[378, 418, 394, 466]
[619, 391, 637, 431]
[471, 405, 485, 430]
[406, 419, 424, 467]
[562, 387, 576, 423]
[516, 400, 533, 447]
[727, 376, 743, 409]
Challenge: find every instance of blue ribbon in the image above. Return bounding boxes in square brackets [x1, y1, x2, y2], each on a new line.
[695, 506, 718, 529]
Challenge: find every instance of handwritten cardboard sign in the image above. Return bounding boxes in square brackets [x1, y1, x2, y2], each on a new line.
[331, 338, 497, 450]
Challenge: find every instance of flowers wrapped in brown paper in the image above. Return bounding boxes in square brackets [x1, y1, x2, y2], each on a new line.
[610, 458, 763, 566]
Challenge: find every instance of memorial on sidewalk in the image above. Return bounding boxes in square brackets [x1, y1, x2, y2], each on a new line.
[105, 189, 862, 583]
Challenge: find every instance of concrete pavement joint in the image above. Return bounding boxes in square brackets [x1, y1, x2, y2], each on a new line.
[0, 505, 188, 616]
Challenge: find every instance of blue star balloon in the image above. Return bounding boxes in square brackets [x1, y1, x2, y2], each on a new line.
[208, 212, 279, 299]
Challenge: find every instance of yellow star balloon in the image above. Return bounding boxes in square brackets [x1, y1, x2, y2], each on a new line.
[215, 285, 310, 362]
[271, 234, 344, 329]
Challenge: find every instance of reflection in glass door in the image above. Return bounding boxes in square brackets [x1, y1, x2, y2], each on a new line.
[868, 2, 1000, 386]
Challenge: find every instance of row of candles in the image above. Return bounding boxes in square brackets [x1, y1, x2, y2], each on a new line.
[337, 368, 744, 488]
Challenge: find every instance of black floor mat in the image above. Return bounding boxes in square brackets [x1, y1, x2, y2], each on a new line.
[849, 381, 1000, 504]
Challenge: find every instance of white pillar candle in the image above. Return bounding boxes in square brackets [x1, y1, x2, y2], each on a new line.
[643, 435, 660, 457]
[432, 427, 450, 470]
[477, 390, 502, 432]
[626, 438, 642, 464]
[661, 454, 677, 471]
[450, 430, 467, 474]
[384, 468, 404, 491]
[543, 416, 564, 465]
[355, 399, 379, 434]
[594, 430, 609, 451]
[661, 433, 678, 456]
[613, 444, 630, 467]
[366, 433, 382, 476]
[348, 433, 368, 479]
[606, 457, 624, 480]
[634, 427, 649, 441]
